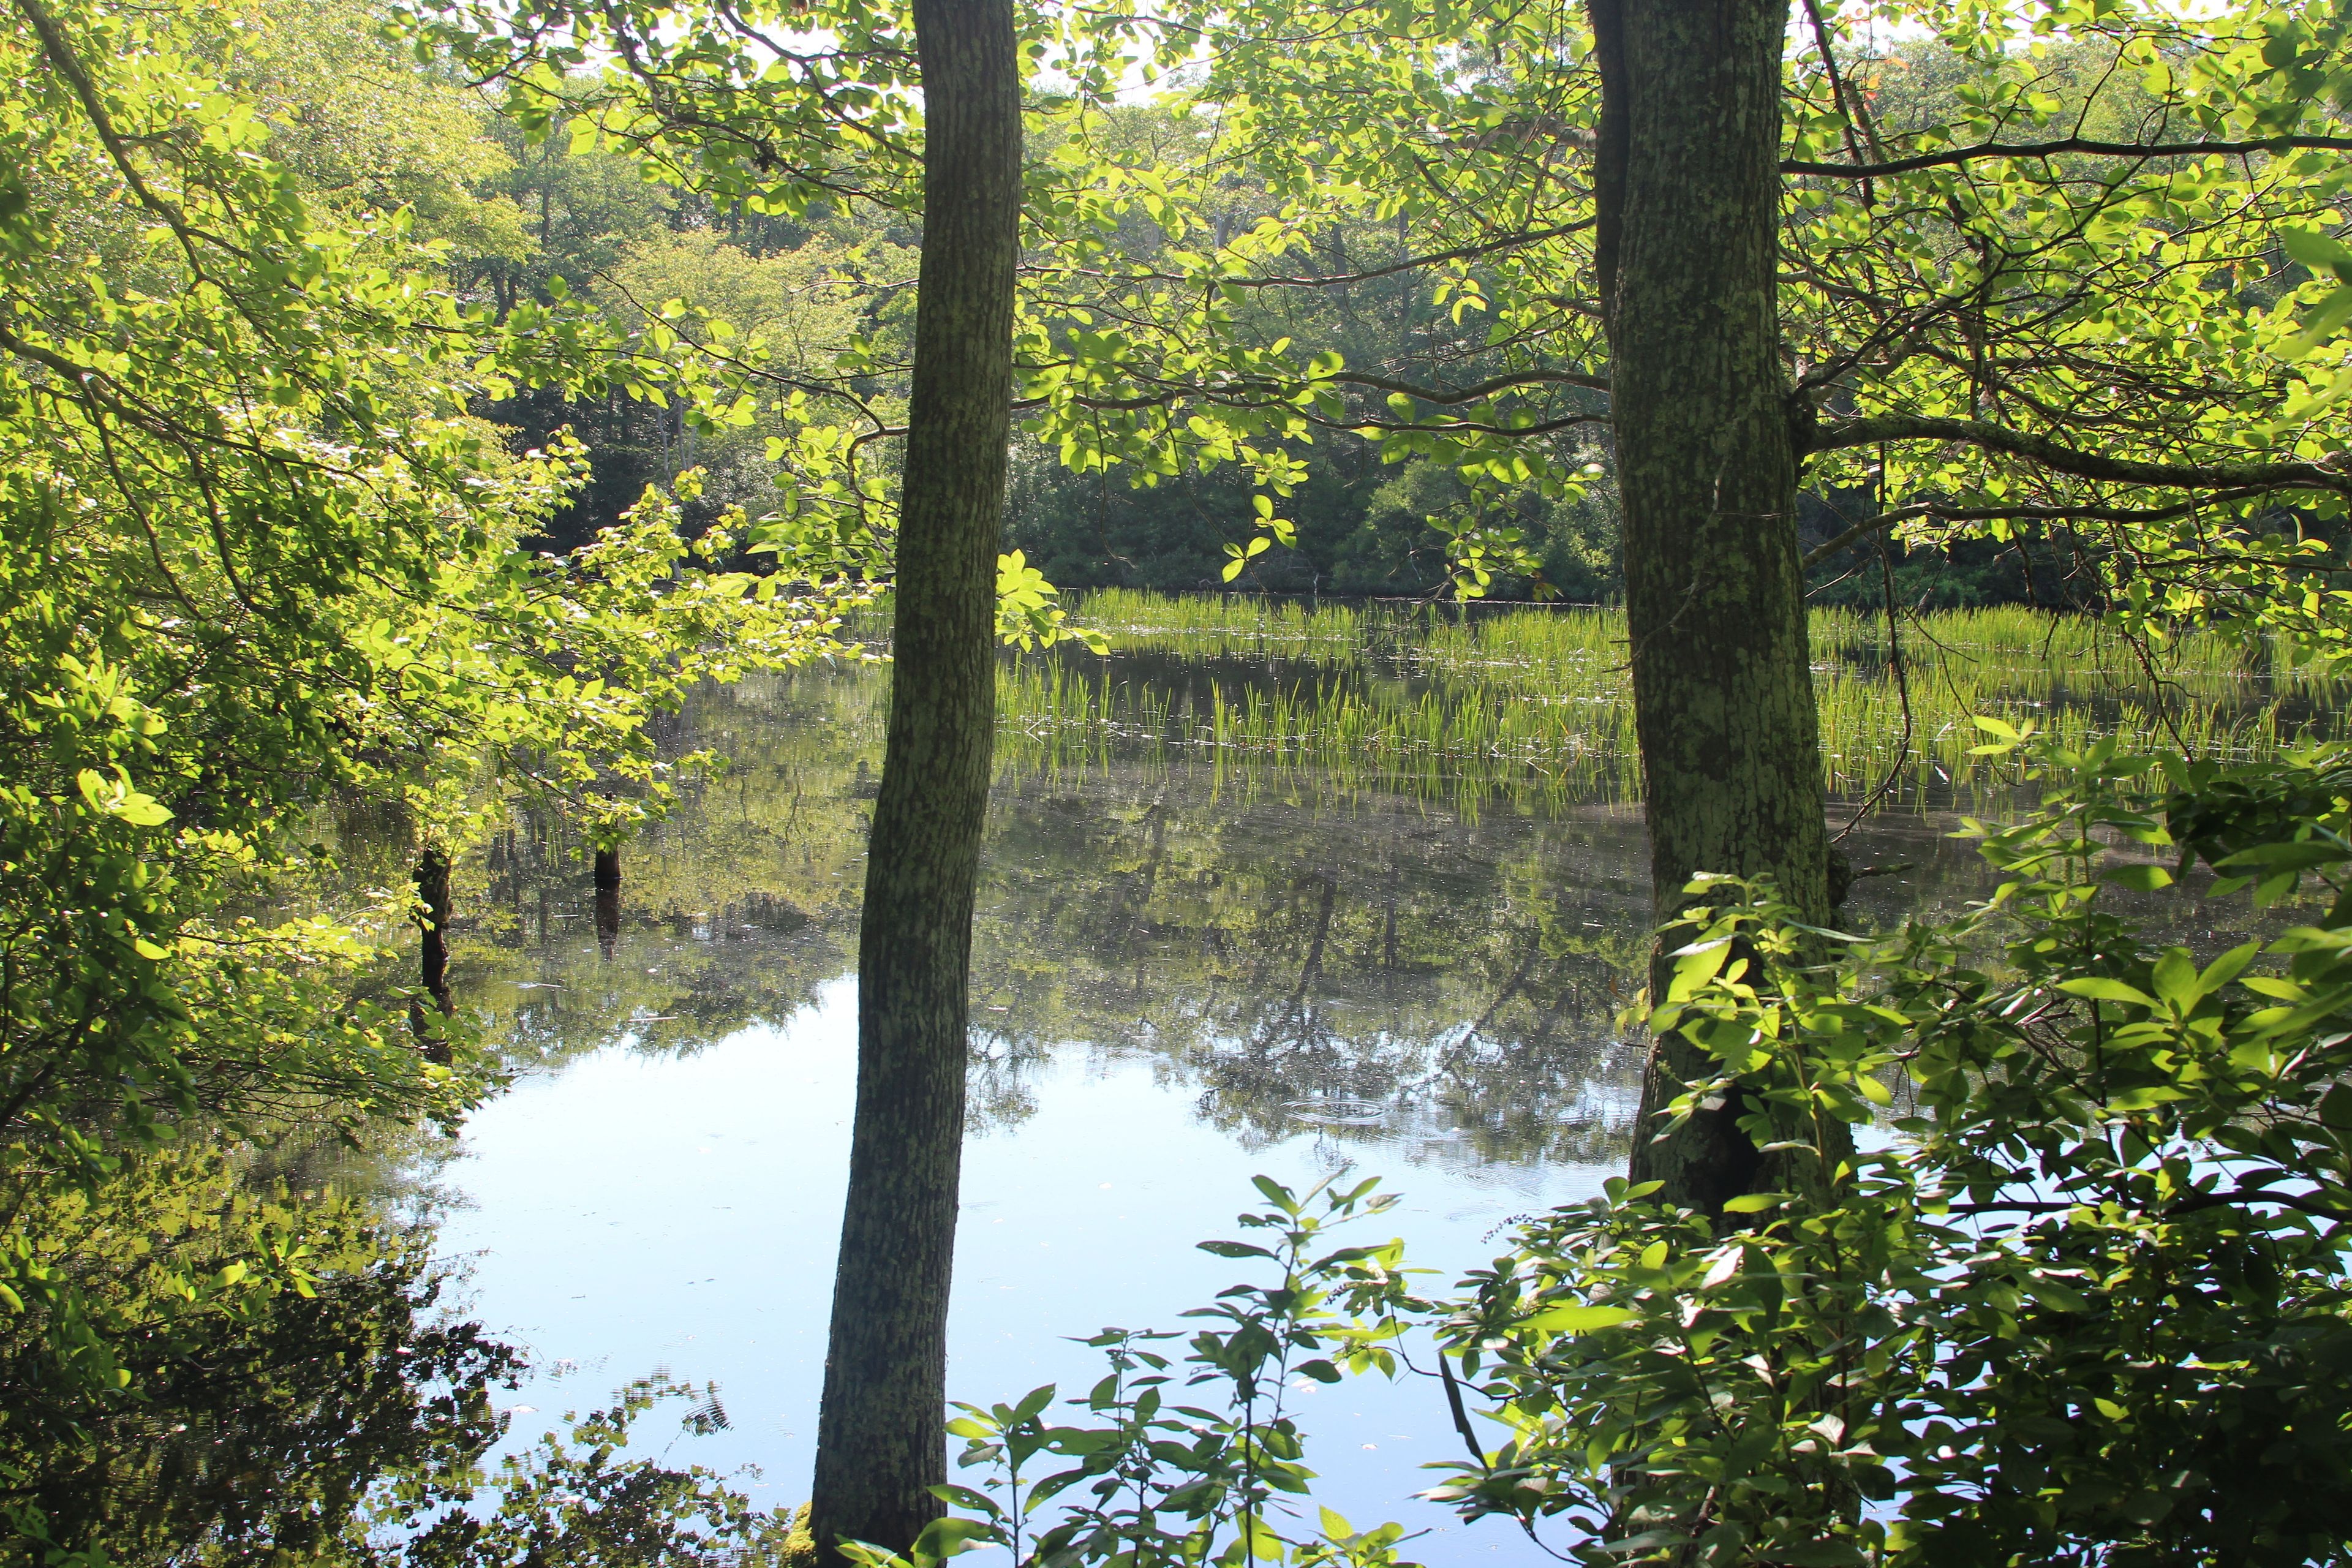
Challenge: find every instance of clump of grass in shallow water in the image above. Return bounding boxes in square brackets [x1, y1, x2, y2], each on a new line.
[1058, 587, 1370, 658]
[1001, 592, 2345, 809]
[1000, 658, 1641, 806]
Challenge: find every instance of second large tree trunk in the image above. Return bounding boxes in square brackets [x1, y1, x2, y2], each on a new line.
[805, 0, 1022, 1556]
[1591, 0, 1830, 1215]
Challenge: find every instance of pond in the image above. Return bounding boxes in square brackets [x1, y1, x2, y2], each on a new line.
[415, 600, 2275, 1564]
[15, 600, 2305, 1566]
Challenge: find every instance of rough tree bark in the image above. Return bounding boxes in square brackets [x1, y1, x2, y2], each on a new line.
[1590, 0, 1831, 1215]
[805, 0, 1022, 1555]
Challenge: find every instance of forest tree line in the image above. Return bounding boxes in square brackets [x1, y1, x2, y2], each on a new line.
[140, 0, 2089, 606]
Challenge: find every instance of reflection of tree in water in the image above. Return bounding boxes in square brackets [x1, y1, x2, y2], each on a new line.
[1159, 857, 1646, 1168]
[967, 772, 1664, 1170]
[965, 1026, 1051, 1136]
[0, 1141, 518, 1566]
[2, 1132, 793, 1567]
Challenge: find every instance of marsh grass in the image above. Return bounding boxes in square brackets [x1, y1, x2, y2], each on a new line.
[981, 592, 2346, 810]
[810, 592, 2339, 810]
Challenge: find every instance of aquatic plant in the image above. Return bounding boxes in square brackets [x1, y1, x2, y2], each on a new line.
[992, 594, 2343, 810]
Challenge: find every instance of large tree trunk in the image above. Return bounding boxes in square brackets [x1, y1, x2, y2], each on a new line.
[1590, 0, 1830, 1215]
[805, 0, 1021, 1555]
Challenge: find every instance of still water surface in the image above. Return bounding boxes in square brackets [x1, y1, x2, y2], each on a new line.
[426, 657, 2026, 1562]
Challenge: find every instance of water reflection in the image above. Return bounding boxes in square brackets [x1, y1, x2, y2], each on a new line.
[12, 644, 2283, 1566]
[0, 1140, 516, 1566]
[413, 661, 2076, 1558]
[445, 663, 2043, 1171]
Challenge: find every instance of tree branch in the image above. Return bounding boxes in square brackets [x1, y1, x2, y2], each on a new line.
[1810, 413, 2352, 494]
[1948, 1186, 2352, 1224]
[1798, 492, 2275, 569]
[1586, 0, 1627, 317]
[1783, 133, 2352, 181]
[1803, 503, 1936, 569]
[13, 0, 219, 270]
[1333, 368, 1608, 404]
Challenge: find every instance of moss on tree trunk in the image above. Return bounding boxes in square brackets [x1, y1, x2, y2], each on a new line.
[1593, 0, 1831, 1216]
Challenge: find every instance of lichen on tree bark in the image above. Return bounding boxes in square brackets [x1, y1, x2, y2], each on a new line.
[1592, 0, 1832, 1216]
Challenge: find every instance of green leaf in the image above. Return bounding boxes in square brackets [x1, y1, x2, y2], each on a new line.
[1600, 1530, 1687, 1557]
[2199, 941, 2262, 998]
[1772, 1543, 1867, 1567]
[2024, 1276, 2090, 1314]
[1721, 1191, 1790, 1213]
[2280, 226, 2352, 275]
[2058, 977, 2159, 1009]
[2243, 976, 2307, 1001]
[1521, 1303, 1638, 1333]
[927, 1483, 1002, 1517]
[1665, 937, 1735, 1001]
[1250, 1174, 1301, 1213]
[2150, 948, 2198, 1005]
[2296, 285, 2352, 352]
[908, 1515, 995, 1561]
[2219, 840, 2351, 872]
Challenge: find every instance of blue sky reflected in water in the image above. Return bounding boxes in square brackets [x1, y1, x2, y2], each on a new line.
[436, 978, 1612, 1562]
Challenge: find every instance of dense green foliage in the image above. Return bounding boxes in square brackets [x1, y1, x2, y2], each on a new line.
[1424, 739, 2352, 1565]
[0, 0, 844, 1555]
[0, 0, 826, 1153]
[337, 0, 2352, 633]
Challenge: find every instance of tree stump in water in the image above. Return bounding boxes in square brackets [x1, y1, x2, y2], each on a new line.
[595, 885, 620, 961]
[412, 847, 454, 1065]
